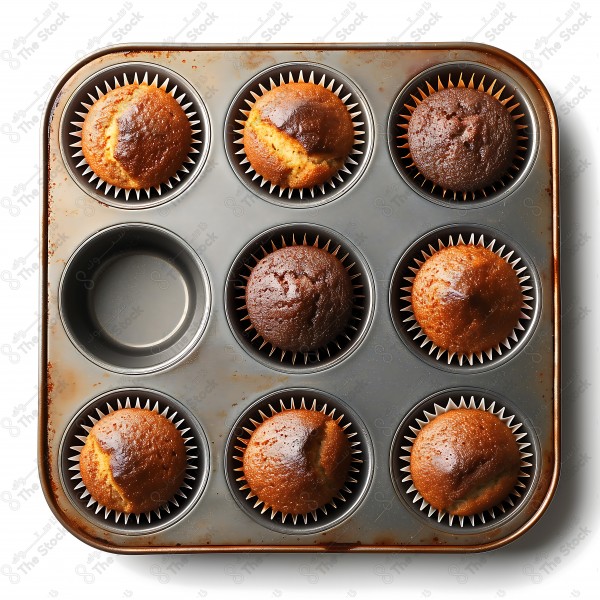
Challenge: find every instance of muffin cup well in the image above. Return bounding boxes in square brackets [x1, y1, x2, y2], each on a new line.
[225, 388, 372, 534]
[388, 61, 538, 207]
[224, 223, 375, 373]
[59, 388, 210, 535]
[224, 62, 374, 208]
[60, 62, 210, 209]
[389, 225, 539, 372]
[59, 223, 211, 374]
[390, 390, 537, 530]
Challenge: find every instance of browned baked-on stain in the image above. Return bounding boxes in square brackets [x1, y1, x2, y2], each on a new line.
[528, 448, 555, 511]
[237, 51, 275, 72]
[372, 535, 397, 545]
[47, 361, 55, 396]
[229, 372, 289, 393]
[320, 542, 358, 552]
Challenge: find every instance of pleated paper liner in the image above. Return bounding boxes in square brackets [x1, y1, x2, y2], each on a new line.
[389, 225, 540, 373]
[60, 61, 210, 209]
[59, 389, 209, 535]
[390, 390, 538, 531]
[225, 223, 375, 373]
[224, 62, 374, 208]
[225, 388, 373, 535]
[388, 61, 538, 207]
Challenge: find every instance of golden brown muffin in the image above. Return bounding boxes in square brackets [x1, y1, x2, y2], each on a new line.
[407, 87, 517, 192]
[242, 82, 355, 189]
[242, 409, 352, 515]
[79, 408, 187, 514]
[81, 83, 192, 189]
[411, 244, 522, 354]
[244, 244, 354, 353]
[410, 408, 521, 516]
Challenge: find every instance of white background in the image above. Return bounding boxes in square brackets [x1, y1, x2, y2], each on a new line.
[1, 0, 598, 597]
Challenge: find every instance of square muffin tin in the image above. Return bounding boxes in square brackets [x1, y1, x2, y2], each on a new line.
[40, 43, 559, 553]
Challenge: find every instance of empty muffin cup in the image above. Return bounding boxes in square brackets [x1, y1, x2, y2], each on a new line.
[225, 223, 375, 373]
[60, 62, 210, 209]
[225, 388, 373, 534]
[389, 225, 539, 372]
[388, 61, 537, 207]
[390, 390, 537, 530]
[59, 388, 210, 535]
[224, 62, 374, 208]
[59, 223, 211, 374]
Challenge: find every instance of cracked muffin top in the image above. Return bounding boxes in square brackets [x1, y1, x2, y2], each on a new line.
[410, 408, 521, 516]
[81, 83, 192, 190]
[242, 409, 352, 516]
[242, 82, 355, 189]
[407, 87, 517, 192]
[410, 244, 523, 355]
[79, 408, 187, 514]
[244, 244, 354, 353]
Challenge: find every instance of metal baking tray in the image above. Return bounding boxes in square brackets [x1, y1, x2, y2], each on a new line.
[39, 43, 559, 553]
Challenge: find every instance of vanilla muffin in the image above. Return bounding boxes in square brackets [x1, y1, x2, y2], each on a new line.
[81, 83, 192, 189]
[242, 409, 352, 515]
[411, 244, 522, 354]
[410, 408, 520, 516]
[243, 82, 355, 189]
[79, 408, 187, 514]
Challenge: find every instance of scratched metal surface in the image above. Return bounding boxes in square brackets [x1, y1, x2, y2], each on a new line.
[41, 44, 558, 552]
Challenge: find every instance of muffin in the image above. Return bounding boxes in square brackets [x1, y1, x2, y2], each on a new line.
[81, 83, 192, 190]
[242, 409, 352, 515]
[79, 408, 187, 514]
[411, 244, 522, 354]
[410, 408, 521, 516]
[244, 244, 354, 353]
[243, 82, 355, 189]
[407, 87, 517, 192]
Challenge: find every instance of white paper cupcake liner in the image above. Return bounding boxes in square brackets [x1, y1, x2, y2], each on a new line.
[231, 67, 368, 200]
[232, 395, 363, 525]
[400, 232, 535, 366]
[68, 70, 204, 201]
[234, 230, 366, 366]
[393, 67, 532, 202]
[67, 394, 198, 525]
[399, 394, 533, 527]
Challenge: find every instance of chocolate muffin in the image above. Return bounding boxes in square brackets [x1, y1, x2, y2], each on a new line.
[410, 408, 521, 516]
[243, 82, 355, 189]
[411, 244, 522, 354]
[81, 83, 192, 190]
[407, 87, 517, 192]
[244, 244, 354, 353]
[242, 409, 352, 515]
[79, 408, 187, 514]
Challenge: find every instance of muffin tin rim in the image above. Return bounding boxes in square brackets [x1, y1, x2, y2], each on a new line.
[224, 221, 376, 374]
[57, 387, 211, 536]
[387, 59, 540, 209]
[388, 222, 543, 373]
[388, 387, 541, 535]
[58, 60, 212, 210]
[58, 221, 213, 374]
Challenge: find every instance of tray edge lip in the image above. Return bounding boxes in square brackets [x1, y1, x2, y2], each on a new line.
[38, 40, 560, 554]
